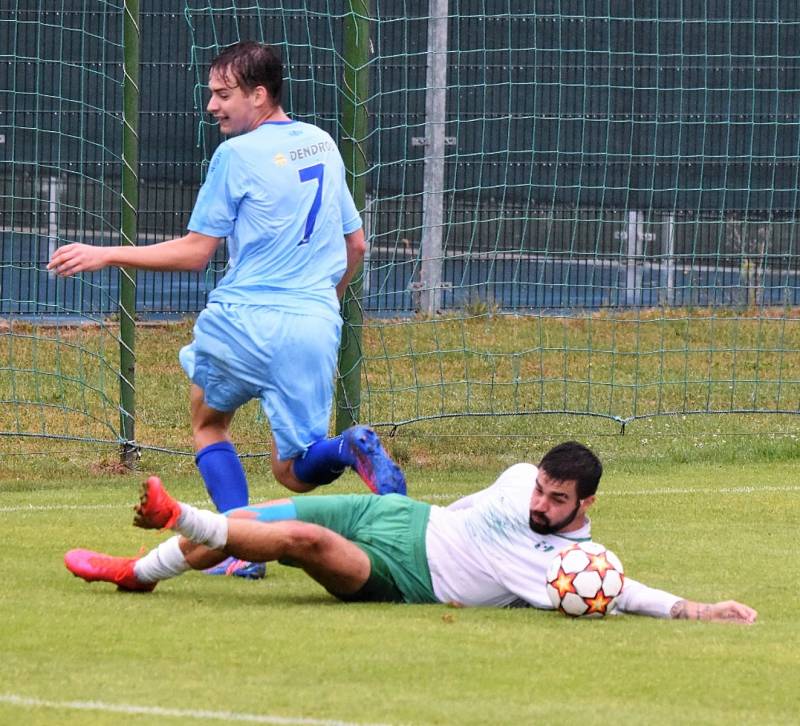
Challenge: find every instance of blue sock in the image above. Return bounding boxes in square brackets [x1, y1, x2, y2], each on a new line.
[292, 435, 356, 486]
[195, 441, 249, 512]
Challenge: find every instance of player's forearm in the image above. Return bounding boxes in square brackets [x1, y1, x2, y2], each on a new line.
[669, 599, 757, 623]
[104, 234, 216, 272]
[48, 231, 220, 276]
[670, 600, 711, 620]
[618, 581, 757, 623]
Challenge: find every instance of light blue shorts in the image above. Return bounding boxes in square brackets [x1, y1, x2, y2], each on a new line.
[179, 302, 342, 460]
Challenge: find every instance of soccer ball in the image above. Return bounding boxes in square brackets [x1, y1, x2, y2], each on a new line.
[545, 542, 625, 617]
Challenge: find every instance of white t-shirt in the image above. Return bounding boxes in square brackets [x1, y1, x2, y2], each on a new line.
[425, 463, 682, 617]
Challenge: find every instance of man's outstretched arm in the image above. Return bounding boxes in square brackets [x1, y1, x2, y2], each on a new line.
[669, 599, 757, 624]
[616, 578, 757, 624]
[48, 231, 221, 275]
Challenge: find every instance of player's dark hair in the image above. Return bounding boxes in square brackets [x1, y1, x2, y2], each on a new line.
[210, 41, 283, 102]
[538, 441, 602, 499]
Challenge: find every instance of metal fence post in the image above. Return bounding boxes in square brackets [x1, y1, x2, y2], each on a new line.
[335, 0, 371, 433]
[625, 210, 643, 307]
[420, 0, 449, 315]
[119, 0, 140, 466]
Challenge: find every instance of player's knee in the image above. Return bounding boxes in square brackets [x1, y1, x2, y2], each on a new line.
[270, 456, 289, 480]
[271, 458, 315, 493]
[282, 522, 331, 559]
[190, 399, 233, 442]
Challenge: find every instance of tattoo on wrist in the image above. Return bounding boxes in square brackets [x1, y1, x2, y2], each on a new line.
[670, 600, 711, 621]
[670, 600, 689, 619]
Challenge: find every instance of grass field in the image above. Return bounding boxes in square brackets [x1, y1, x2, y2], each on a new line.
[1, 448, 799, 724]
[1, 315, 800, 724]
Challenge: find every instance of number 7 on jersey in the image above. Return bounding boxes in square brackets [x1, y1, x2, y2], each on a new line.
[298, 163, 325, 245]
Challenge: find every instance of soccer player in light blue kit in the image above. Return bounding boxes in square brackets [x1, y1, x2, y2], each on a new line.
[49, 41, 405, 577]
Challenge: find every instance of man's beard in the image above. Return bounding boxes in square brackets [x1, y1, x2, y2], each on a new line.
[529, 501, 581, 535]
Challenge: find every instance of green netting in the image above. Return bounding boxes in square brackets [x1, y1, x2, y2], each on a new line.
[0, 1, 129, 444]
[2, 1, 800, 454]
[180, 1, 800, 431]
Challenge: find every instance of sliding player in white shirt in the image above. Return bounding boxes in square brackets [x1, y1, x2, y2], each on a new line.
[64, 438, 757, 623]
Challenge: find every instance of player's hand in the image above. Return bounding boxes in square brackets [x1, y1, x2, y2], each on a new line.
[704, 600, 758, 624]
[48, 243, 110, 276]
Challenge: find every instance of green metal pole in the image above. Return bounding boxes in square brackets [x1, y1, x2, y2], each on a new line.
[335, 0, 371, 433]
[119, 0, 140, 466]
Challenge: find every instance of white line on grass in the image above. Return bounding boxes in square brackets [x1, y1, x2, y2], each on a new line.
[418, 484, 800, 501]
[604, 484, 800, 497]
[0, 694, 391, 726]
[0, 499, 212, 513]
[1, 485, 798, 514]
[0, 503, 122, 512]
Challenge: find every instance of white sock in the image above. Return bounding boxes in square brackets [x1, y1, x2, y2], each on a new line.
[174, 502, 229, 550]
[133, 536, 191, 584]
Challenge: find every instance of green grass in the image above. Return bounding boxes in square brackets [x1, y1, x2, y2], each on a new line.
[2, 313, 800, 723]
[1, 460, 798, 725]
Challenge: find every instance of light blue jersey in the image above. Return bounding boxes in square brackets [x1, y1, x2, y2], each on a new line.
[180, 120, 361, 458]
[188, 120, 362, 318]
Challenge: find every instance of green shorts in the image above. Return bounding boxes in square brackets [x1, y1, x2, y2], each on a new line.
[291, 494, 437, 604]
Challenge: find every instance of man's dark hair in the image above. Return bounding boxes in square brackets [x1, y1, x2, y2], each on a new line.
[538, 441, 602, 499]
[210, 41, 283, 102]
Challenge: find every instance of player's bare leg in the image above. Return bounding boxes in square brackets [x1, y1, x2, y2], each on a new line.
[136, 475, 371, 595]
[178, 518, 371, 596]
[271, 435, 317, 493]
[190, 385, 237, 450]
[66, 476, 371, 595]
